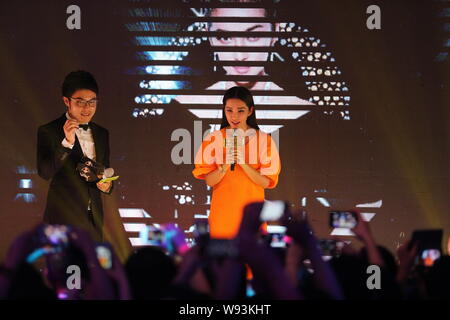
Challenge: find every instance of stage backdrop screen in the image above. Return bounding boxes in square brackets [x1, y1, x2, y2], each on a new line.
[0, 0, 448, 255]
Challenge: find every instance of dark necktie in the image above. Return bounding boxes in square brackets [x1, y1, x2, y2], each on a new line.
[79, 123, 90, 131]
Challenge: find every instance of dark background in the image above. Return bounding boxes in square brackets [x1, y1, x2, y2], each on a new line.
[0, 0, 448, 258]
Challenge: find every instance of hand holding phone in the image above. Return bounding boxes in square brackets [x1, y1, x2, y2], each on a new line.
[266, 225, 289, 248]
[240, 201, 290, 237]
[329, 210, 377, 244]
[193, 219, 210, 238]
[410, 229, 443, 267]
[206, 239, 239, 258]
[260, 201, 286, 222]
[96, 243, 113, 269]
[319, 239, 345, 257]
[139, 225, 164, 247]
[329, 211, 358, 229]
[193, 218, 210, 248]
[38, 224, 70, 248]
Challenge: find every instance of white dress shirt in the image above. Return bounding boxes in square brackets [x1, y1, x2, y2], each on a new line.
[61, 112, 96, 160]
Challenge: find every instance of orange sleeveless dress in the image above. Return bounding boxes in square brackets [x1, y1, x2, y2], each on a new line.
[193, 128, 281, 239]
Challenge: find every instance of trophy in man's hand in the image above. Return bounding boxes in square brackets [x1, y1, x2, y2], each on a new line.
[76, 157, 119, 183]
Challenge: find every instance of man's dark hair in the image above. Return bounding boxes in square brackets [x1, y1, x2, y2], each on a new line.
[125, 246, 177, 300]
[62, 70, 99, 98]
[7, 262, 57, 300]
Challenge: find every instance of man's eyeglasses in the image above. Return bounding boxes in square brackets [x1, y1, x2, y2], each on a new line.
[69, 97, 99, 107]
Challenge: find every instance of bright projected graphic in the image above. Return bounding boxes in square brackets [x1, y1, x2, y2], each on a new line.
[0, 0, 448, 258]
[121, 0, 357, 242]
[126, 1, 351, 130]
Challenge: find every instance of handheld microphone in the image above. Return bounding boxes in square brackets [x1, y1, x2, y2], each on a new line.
[231, 129, 237, 171]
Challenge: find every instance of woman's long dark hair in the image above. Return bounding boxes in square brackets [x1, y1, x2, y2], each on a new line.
[220, 86, 260, 130]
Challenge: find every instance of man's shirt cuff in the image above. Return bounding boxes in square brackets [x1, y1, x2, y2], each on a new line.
[61, 138, 74, 149]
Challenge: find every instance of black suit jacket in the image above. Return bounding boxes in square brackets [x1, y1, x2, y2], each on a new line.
[37, 114, 111, 241]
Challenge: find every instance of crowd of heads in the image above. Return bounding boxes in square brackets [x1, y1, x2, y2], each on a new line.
[1, 202, 449, 300]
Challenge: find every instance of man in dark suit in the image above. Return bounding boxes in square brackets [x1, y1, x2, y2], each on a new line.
[37, 70, 112, 241]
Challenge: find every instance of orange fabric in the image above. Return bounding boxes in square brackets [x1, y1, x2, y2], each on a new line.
[193, 128, 281, 239]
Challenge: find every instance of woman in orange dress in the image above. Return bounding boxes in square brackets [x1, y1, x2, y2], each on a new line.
[193, 86, 281, 239]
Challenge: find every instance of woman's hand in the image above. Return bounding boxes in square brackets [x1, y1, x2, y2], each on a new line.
[226, 147, 243, 165]
[233, 148, 245, 165]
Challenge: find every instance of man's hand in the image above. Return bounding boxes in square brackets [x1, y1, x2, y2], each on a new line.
[63, 119, 79, 145]
[96, 180, 112, 193]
